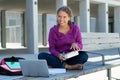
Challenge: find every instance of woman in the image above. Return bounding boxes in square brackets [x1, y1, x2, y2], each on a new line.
[38, 6, 88, 70]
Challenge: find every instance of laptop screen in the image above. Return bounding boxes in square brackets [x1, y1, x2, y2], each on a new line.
[6, 62, 21, 70]
[19, 60, 50, 77]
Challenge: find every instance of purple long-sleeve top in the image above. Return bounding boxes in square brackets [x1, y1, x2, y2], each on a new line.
[48, 23, 83, 57]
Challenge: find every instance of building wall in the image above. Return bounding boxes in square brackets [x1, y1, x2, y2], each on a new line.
[0, 0, 120, 50]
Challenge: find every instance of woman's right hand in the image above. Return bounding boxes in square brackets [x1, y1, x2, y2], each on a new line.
[58, 54, 66, 61]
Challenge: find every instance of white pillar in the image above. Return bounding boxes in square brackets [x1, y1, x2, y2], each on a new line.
[26, 0, 39, 54]
[79, 0, 90, 32]
[97, 3, 108, 33]
[56, 0, 67, 10]
[114, 7, 120, 35]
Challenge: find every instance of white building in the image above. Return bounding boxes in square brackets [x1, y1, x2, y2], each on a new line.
[0, 0, 120, 54]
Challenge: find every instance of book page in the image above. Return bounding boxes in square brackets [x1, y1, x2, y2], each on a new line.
[64, 51, 79, 59]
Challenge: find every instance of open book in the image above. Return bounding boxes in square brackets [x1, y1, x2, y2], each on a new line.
[64, 51, 79, 59]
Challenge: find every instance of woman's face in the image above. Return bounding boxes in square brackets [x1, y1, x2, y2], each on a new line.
[57, 10, 70, 26]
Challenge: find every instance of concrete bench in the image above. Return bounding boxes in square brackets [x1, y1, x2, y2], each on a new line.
[16, 33, 120, 80]
[82, 33, 120, 65]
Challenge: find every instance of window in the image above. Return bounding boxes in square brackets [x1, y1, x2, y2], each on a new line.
[5, 11, 24, 48]
[38, 14, 56, 47]
[9, 19, 16, 26]
[38, 14, 42, 46]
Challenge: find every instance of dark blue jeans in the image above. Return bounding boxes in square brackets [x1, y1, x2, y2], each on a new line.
[38, 51, 88, 68]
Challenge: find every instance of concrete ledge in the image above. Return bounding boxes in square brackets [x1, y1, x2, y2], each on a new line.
[14, 58, 120, 80]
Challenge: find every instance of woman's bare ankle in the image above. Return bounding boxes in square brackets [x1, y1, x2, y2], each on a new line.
[65, 64, 83, 70]
[65, 64, 72, 69]
[48, 66, 52, 68]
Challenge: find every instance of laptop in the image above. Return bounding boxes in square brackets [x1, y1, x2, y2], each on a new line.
[19, 60, 50, 77]
[19, 59, 66, 77]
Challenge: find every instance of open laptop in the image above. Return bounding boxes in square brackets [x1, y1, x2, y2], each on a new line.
[19, 59, 66, 77]
[19, 60, 49, 77]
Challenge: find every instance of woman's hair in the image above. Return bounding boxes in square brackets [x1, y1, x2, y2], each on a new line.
[57, 6, 73, 25]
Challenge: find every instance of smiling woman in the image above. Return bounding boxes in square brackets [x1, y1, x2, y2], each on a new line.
[38, 6, 88, 70]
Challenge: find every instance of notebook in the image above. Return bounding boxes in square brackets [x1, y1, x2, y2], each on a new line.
[64, 51, 79, 59]
[6, 62, 21, 70]
[19, 60, 66, 77]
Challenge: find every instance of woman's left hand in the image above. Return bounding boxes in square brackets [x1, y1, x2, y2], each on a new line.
[58, 54, 66, 61]
[70, 43, 80, 51]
